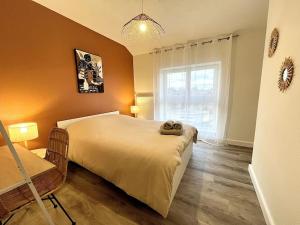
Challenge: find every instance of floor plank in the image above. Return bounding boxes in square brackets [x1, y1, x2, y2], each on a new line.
[6, 142, 266, 225]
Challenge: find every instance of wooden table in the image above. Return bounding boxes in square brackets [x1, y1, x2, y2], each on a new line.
[31, 148, 47, 159]
[0, 144, 55, 195]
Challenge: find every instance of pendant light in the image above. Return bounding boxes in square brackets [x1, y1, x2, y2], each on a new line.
[121, 0, 165, 40]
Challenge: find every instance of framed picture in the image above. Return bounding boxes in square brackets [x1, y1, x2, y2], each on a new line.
[74, 49, 104, 93]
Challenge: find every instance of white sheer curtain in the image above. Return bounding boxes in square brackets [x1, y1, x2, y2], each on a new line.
[153, 35, 232, 142]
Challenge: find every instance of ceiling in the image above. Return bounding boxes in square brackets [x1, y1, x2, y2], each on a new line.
[33, 0, 269, 55]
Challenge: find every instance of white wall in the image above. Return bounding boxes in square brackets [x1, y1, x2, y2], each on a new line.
[250, 0, 300, 224]
[133, 28, 266, 144]
[133, 53, 154, 120]
[226, 28, 266, 145]
[133, 54, 154, 94]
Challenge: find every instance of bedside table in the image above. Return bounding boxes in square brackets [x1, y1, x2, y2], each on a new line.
[31, 148, 46, 159]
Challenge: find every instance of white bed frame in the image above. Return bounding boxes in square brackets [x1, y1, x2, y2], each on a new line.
[57, 111, 119, 129]
[57, 111, 193, 211]
[170, 140, 193, 202]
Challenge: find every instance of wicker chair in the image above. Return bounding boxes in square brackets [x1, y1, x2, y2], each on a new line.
[43, 128, 76, 225]
[45, 128, 69, 189]
[0, 128, 76, 225]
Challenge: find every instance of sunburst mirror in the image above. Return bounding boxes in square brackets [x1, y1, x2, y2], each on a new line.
[268, 28, 279, 57]
[278, 57, 294, 92]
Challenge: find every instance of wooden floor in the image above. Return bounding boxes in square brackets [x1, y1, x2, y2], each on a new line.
[8, 142, 266, 225]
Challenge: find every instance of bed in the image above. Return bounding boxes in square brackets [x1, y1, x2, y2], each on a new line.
[57, 111, 197, 217]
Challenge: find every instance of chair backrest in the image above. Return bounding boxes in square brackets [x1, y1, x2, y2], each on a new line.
[45, 128, 69, 182]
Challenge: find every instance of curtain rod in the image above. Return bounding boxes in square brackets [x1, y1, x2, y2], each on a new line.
[150, 34, 239, 54]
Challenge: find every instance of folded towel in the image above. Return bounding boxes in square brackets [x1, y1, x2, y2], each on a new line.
[160, 127, 183, 136]
[162, 120, 174, 130]
[173, 121, 183, 130]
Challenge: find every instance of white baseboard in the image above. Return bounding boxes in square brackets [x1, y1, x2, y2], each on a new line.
[226, 139, 253, 148]
[248, 164, 275, 225]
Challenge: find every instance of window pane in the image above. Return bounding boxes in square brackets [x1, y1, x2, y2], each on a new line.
[189, 67, 218, 137]
[191, 69, 215, 91]
[167, 72, 186, 91]
[159, 64, 219, 139]
[163, 72, 187, 120]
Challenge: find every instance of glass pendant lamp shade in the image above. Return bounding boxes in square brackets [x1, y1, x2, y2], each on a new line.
[121, 1, 164, 40]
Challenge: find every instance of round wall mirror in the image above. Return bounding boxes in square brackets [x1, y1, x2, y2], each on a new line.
[278, 57, 294, 92]
[268, 28, 279, 57]
[282, 68, 288, 81]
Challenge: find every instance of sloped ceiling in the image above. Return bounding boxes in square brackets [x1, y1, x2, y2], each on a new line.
[33, 0, 269, 55]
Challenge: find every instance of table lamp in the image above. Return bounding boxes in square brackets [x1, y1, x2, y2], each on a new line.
[130, 105, 140, 118]
[8, 122, 39, 149]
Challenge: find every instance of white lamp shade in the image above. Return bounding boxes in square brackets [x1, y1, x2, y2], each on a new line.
[130, 105, 140, 114]
[8, 122, 39, 143]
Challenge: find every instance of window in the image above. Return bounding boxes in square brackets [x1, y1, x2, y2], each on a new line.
[159, 63, 220, 139]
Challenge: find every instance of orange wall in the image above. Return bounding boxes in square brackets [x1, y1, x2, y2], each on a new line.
[0, 0, 134, 149]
